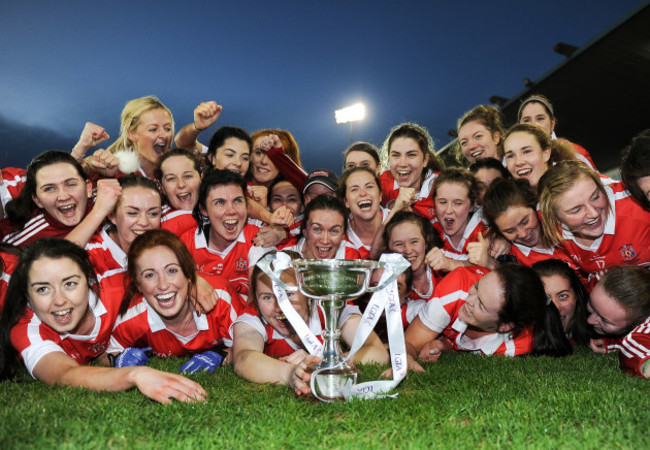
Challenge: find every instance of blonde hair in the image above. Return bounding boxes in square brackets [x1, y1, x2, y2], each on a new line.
[107, 96, 174, 154]
[538, 161, 609, 246]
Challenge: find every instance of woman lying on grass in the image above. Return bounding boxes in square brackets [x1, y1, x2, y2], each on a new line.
[387, 264, 571, 374]
[232, 251, 388, 395]
[0, 238, 206, 404]
[108, 229, 251, 374]
[588, 266, 650, 378]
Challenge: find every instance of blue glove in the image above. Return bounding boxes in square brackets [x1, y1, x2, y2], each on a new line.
[179, 351, 223, 374]
[114, 347, 151, 368]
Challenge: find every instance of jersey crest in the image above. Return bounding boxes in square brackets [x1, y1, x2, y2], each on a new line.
[619, 244, 637, 262]
[236, 257, 248, 272]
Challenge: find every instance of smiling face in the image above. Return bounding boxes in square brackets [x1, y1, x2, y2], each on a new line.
[457, 271, 504, 331]
[345, 150, 380, 175]
[504, 131, 551, 189]
[32, 162, 92, 227]
[458, 121, 500, 163]
[255, 272, 309, 337]
[201, 184, 248, 252]
[494, 205, 541, 247]
[270, 181, 303, 217]
[389, 137, 428, 190]
[587, 284, 630, 335]
[213, 137, 250, 177]
[344, 170, 381, 222]
[128, 108, 173, 165]
[303, 209, 345, 259]
[28, 256, 94, 335]
[135, 245, 191, 322]
[388, 221, 427, 273]
[540, 274, 576, 333]
[434, 182, 473, 241]
[109, 186, 162, 253]
[160, 155, 202, 211]
[250, 137, 280, 186]
[519, 102, 556, 134]
[555, 176, 608, 244]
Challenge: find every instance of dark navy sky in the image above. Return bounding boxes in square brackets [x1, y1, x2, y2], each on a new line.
[1, 1, 646, 173]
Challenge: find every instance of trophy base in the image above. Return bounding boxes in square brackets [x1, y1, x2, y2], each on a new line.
[312, 366, 360, 402]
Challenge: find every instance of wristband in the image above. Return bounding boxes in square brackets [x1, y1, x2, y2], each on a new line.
[193, 122, 206, 132]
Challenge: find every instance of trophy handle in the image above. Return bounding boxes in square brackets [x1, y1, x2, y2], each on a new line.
[256, 253, 298, 292]
[365, 255, 410, 293]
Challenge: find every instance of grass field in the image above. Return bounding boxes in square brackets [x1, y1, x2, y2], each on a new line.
[1, 347, 648, 449]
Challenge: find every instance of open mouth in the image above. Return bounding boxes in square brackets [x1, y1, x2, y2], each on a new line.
[463, 302, 473, 319]
[357, 200, 373, 210]
[470, 150, 483, 159]
[316, 246, 332, 258]
[156, 292, 176, 308]
[58, 204, 77, 217]
[517, 168, 532, 177]
[223, 219, 239, 233]
[153, 142, 167, 156]
[444, 218, 455, 230]
[52, 308, 73, 324]
[583, 216, 601, 231]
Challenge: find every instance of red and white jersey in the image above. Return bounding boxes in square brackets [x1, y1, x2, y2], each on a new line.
[380, 169, 438, 221]
[431, 209, 488, 261]
[570, 142, 597, 172]
[0, 251, 19, 311]
[345, 208, 390, 259]
[179, 223, 260, 297]
[86, 225, 128, 280]
[417, 266, 534, 356]
[401, 299, 426, 328]
[10, 275, 125, 377]
[2, 211, 78, 248]
[160, 205, 197, 235]
[0, 167, 26, 211]
[600, 316, 650, 378]
[286, 237, 362, 260]
[235, 304, 361, 358]
[511, 242, 575, 268]
[109, 280, 250, 358]
[558, 182, 650, 288]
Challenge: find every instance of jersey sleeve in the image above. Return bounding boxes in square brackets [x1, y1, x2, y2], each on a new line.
[107, 301, 150, 353]
[10, 313, 67, 378]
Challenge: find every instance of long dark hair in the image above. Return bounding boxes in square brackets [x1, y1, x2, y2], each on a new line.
[5, 151, 89, 228]
[495, 263, 572, 357]
[0, 239, 99, 380]
[532, 259, 591, 346]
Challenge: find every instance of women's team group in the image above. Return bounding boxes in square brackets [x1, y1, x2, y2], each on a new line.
[1, 94, 650, 403]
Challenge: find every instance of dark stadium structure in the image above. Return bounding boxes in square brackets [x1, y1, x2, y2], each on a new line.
[438, 2, 650, 174]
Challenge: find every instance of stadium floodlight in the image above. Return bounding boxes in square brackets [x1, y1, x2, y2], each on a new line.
[335, 103, 366, 124]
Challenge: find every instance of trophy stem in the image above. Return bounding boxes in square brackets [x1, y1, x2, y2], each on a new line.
[313, 295, 359, 401]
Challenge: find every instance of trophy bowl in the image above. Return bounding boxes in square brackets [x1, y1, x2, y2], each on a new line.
[258, 254, 407, 402]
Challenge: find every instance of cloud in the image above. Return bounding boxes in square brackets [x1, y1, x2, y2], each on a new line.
[0, 114, 77, 168]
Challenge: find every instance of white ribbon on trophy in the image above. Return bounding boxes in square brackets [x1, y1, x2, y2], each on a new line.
[268, 251, 324, 356]
[267, 252, 407, 401]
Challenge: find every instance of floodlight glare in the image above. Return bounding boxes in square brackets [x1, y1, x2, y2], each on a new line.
[335, 103, 366, 124]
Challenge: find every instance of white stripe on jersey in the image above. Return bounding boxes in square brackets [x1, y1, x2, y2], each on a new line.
[96, 267, 127, 282]
[3, 215, 49, 246]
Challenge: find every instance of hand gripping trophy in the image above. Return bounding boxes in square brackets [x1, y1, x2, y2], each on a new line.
[257, 252, 410, 402]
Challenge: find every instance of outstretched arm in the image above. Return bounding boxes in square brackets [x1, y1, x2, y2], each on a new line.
[340, 315, 389, 364]
[232, 322, 317, 396]
[32, 352, 206, 404]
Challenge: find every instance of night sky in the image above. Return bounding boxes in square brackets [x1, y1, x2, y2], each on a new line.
[1, 0, 646, 173]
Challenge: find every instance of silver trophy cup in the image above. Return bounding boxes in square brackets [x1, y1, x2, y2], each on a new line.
[258, 254, 408, 402]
